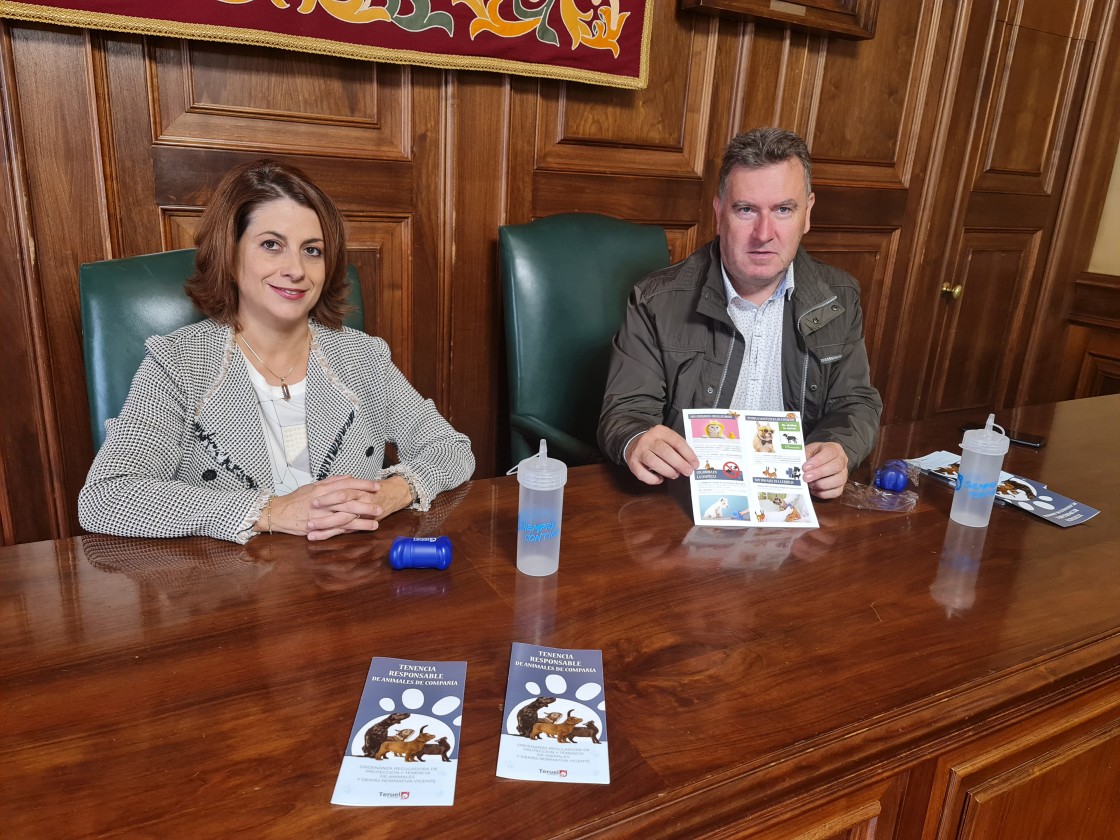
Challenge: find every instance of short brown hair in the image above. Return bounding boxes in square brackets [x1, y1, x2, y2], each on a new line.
[186, 159, 352, 330]
[718, 128, 813, 197]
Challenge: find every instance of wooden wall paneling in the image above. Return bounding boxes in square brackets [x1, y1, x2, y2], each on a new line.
[1020, 0, 1120, 404]
[929, 231, 1042, 415]
[151, 40, 405, 160]
[1067, 323, 1120, 398]
[8, 24, 112, 539]
[731, 22, 823, 140]
[396, 67, 444, 407]
[0, 23, 59, 545]
[744, 1, 947, 423]
[1070, 272, 1120, 329]
[681, 0, 880, 41]
[533, 4, 715, 179]
[799, 229, 897, 375]
[526, 3, 723, 232]
[100, 33, 162, 257]
[446, 72, 509, 476]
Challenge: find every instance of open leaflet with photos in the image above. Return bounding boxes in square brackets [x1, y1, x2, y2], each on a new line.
[683, 408, 817, 529]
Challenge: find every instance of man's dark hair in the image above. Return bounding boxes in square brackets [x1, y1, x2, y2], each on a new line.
[718, 128, 813, 197]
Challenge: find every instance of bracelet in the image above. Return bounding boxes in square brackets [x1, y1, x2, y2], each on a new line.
[404, 475, 420, 505]
[266, 495, 273, 535]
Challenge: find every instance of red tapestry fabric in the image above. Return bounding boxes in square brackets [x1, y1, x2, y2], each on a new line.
[0, 0, 652, 89]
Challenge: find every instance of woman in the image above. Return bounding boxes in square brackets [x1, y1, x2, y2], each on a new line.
[79, 160, 474, 543]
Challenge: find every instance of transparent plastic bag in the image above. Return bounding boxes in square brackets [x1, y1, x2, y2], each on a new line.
[838, 459, 920, 513]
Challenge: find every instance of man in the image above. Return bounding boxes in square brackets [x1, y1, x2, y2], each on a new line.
[598, 128, 882, 499]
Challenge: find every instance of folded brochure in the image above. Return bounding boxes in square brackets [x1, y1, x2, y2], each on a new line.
[683, 408, 817, 528]
[332, 657, 466, 806]
[910, 451, 1100, 527]
[496, 643, 609, 784]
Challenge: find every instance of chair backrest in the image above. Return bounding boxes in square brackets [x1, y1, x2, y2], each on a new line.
[79, 248, 364, 449]
[499, 213, 670, 466]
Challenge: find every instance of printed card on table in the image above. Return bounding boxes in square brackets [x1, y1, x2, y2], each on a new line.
[331, 657, 466, 806]
[910, 451, 1100, 528]
[683, 409, 817, 529]
[496, 643, 609, 784]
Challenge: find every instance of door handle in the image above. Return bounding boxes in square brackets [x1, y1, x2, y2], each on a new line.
[941, 283, 963, 301]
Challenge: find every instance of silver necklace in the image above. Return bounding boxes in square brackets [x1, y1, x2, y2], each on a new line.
[238, 333, 308, 401]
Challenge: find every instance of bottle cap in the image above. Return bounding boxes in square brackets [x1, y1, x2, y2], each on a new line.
[960, 414, 1010, 456]
[515, 439, 567, 491]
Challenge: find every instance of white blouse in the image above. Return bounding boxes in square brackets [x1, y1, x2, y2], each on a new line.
[242, 355, 313, 495]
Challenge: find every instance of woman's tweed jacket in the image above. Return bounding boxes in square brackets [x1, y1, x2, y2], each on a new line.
[79, 319, 475, 543]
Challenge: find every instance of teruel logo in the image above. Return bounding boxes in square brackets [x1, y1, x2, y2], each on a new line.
[379, 791, 410, 799]
[539, 768, 568, 777]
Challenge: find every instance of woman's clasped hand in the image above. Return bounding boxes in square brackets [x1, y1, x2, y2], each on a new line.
[265, 475, 416, 540]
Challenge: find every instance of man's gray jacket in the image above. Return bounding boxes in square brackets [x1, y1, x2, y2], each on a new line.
[598, 239, 883, 469]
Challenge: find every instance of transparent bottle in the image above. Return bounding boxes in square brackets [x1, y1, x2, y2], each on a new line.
[515, 440, 567, 576]
[949, 414, 1010, 528]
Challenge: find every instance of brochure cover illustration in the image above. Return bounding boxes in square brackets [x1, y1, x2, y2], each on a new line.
[331, 657, 466, 806]
[910, 451, 1100, 528]
[496, 643, 609, 784]
[683, 409, 818, 529]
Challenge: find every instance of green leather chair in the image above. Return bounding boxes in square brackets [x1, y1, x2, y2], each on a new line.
[80, 248, 364, 449]
[498, 213, 670, 467]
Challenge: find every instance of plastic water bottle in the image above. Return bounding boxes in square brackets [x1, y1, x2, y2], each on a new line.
[515, 440, 567, 576]
[950, 414, 1010, 528]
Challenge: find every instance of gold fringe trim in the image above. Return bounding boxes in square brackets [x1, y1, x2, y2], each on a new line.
[0, 1, 650, 90]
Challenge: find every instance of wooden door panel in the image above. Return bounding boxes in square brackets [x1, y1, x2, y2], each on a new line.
[533, 4, 718, 179]
[958, 722, 1120, 839]
[978, 27, 1084, 194]
[903, 0, 1094, 419]
[917, 687, 1120, 840]
[931, 231, 1040, 415]
[929, 696, 1120, 840]
[151, 41, 406, 158]
[810, 1, 929, 189]
[718, 773, 905, 840]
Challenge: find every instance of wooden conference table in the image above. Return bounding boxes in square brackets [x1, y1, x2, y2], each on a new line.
[2, 397, 1118, 839]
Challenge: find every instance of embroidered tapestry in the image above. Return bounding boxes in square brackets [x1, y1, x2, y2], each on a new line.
[0, 0, 652, 89]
